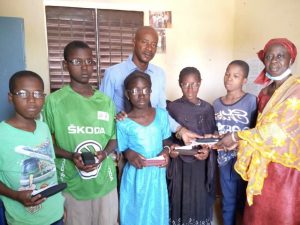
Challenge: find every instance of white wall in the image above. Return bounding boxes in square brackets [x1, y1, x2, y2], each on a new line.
[0, 0, 50, 92]
[233, 0, 300, 94]
[2, 0, 300, 102]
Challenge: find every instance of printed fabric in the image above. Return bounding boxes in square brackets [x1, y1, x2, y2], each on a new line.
[0, 120, 64, 225]
[235, 76, 300, 205]
[213, 93, 257, 166]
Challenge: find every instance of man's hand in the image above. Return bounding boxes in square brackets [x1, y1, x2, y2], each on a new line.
[115, 111, 128, 121]
[123, 149, 146, 169]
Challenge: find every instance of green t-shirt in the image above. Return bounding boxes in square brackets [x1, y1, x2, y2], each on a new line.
[43, 85, 117, 200]
[0, 120, 64, 225]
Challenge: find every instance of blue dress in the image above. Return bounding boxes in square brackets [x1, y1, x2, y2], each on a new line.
[117, 108, 171, 225]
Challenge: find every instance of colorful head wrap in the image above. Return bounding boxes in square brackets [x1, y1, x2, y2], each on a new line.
[254, 38, 297, 85]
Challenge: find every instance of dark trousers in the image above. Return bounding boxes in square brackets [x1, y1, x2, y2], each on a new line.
[219, 158, 246, 225]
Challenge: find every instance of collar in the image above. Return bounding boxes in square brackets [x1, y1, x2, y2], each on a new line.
[180, 97, 201, 106]
[126, 54, 154, 74]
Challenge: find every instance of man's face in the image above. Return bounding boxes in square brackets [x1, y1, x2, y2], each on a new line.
[133, 29, 158, 64]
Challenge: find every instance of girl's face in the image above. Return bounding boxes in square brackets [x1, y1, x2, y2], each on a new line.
[180, 73, 200, 104]
[126, 77, 151, 110]
[264, 44, 291, 77]
[9, 76, 45, 121]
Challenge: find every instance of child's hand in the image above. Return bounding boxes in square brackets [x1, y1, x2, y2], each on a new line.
[16, 190, 46, 207]
[95, 151, 107, 164]
[169, 144, 179, 158]
[180, 127, 202, 145]
[124, 149, 146, 169]
[158, 151, 170, 168]
[194, 148, 209, 160]
[72, 152, 98, 172]
[115, 111, 128, 121]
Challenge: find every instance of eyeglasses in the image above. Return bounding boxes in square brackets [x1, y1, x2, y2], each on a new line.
[12, 90, 46, 99]
[180, 82, 200, 89]
[68, 58, 95, 66]
[127, 88, 152, 95]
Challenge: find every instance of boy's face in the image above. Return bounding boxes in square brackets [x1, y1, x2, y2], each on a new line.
[63, 48, 94, 85]
[9, 76, 45, 120]
[224, 64, 247, 92]
[180, 73, 201, 104]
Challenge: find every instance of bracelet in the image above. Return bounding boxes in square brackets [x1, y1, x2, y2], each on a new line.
[231, 132, 238, 143]
[163, 146, 171, 154]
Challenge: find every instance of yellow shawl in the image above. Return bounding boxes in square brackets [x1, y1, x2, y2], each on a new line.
[235, 76, 300, 205]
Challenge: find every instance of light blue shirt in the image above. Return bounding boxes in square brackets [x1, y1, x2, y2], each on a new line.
[100, 55, 179, 132]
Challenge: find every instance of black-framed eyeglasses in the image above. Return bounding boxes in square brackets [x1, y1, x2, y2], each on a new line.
[180, 82, 200, 89]
[12, 90, 46, 99]
[67, 58, 95, 66]
[127, 88, 152, 95]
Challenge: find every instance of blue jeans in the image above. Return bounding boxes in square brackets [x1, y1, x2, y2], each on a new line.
[0, 200, 7, 225]
[51, 218, 64, 225]
[219, 158, 246, 225]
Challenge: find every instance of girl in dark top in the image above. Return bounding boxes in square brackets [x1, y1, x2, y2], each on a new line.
[167, 67, 217, 225]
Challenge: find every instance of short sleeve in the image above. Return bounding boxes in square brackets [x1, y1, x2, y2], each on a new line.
[42, 96, 55, 134]
[116, 121, 129, 152]
[159, 108, 171, 140]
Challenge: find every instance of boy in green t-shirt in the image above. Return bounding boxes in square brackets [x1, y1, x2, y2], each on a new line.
[43, 41, 118, 225]
[0, 70, 64, 225]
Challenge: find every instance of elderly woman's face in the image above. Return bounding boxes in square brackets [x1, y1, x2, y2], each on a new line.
[264, 44, 292, 77]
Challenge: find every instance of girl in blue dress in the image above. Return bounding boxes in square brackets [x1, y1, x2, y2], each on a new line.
[117, 70, 172, 225]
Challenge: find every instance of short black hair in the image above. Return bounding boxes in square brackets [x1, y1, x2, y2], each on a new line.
[179, 67, 201, 83]
[9, 70, 44, 93]
[124, 70, 152, 90]
[63, 41, 91, 60]
[228, 60, 249, 78]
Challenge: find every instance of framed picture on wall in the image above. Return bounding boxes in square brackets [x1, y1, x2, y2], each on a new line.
[149, 11, 172, 28]
[156, 28, 166, 53]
